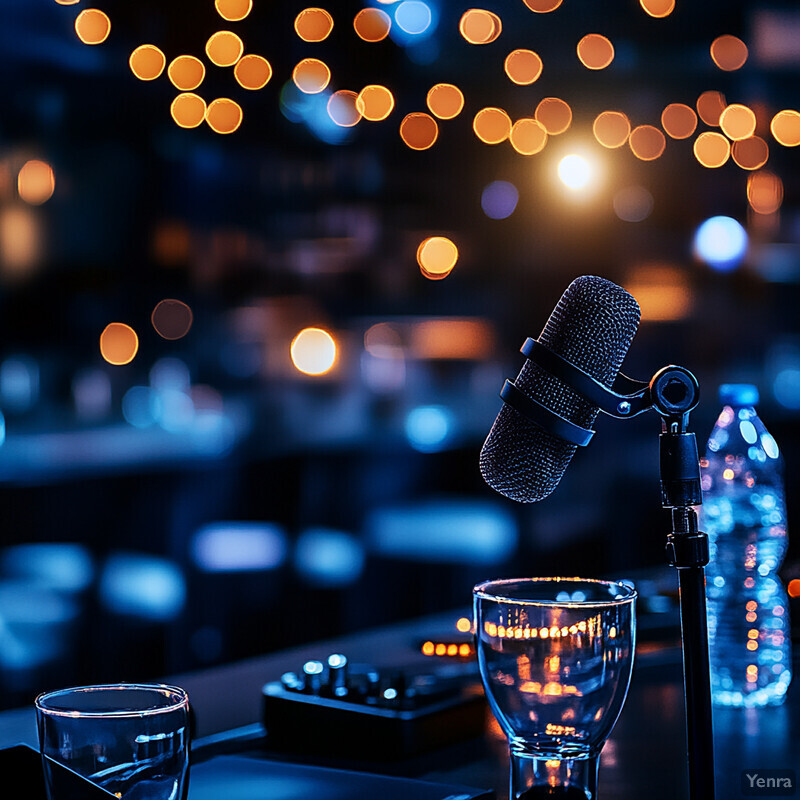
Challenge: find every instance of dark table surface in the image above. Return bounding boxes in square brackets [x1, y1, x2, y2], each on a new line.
[2, 610, 798, 799]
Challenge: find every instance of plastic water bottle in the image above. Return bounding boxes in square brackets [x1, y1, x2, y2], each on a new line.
[701, 384, 792, 707]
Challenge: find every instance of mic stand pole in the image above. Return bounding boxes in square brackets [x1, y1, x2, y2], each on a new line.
[652, 372, 716, 800]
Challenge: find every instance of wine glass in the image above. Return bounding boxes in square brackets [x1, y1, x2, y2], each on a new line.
[474, 578, 636, 799]
[35, 683, 190, 800]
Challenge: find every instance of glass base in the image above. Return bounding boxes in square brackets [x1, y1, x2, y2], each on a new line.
[510, 751, 599, 800]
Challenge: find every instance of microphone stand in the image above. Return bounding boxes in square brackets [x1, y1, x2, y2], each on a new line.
[499, 340, 716, 800]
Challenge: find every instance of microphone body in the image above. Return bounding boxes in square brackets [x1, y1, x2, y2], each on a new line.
[480, 275, 641, 502]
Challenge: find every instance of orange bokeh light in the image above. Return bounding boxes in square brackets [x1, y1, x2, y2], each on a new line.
[215, 0, 253, 22]
[770, 110, 800, 147]
[426, 84, 464, 120]
[473, 107, 512, 144]
[747, 170, 783, 215]
[694, 131, 731, 168]
[417, 236, 458, 279]
[661, 103, 698, 139]
[100, 324, 139, 366]
[577, 34, 614, 70]
[697, 91, 727, 126]
[400, 113, 439, 150]
[504, 49, 543, 85]
[129, 45, 166, 81]
[328, 91, 361, 127]
[356, 85, 395, 122]
[234, 55, 272, 90]
[152, 300, 194, 340]
[294, 8, 334, 42]
[521, 0, 562, 12]
[719, 104, 757, 141]
[75, 9, 111, 45]
[629, 125, 666, 160]
[291, 328, 337, 376]
[732, 137, 769, 170]
[510, 118, 548, 155]
[593, 111, 630, 148]
[535, 98, 572, 135]
[639, 0, 675, 17]
[459, 9, 502, 45]
[353, 8, 391, 41]
[710, 35, 748, 71]
[205, 31, 244, 67]
[168, 56, 206, 91]
[205, 98, 243, 134]
[292, 59, 331, 94]
[17, 160, 55, 205]
[171, 93, 207, 129]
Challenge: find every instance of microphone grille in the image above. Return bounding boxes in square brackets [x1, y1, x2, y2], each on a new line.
[480, 276, 641, 502]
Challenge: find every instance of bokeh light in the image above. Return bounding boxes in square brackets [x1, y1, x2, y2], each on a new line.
[215, 0, 253, 21]
[694, 131, 730, 168]
[624, 264, 692, 321]
[400, 113, 439, 149]
[100, 323, 139, 366]
[353, 8, 391, 41]
[504, 49, 543, 85]
[576, 34, 614, 70]
[0, 205, 42, 280]
[710, 35, 748, 71]
[770, 110, 800, 147]
[328, 91, 361, 127]
[732, 137, 769, 170]
[17, 160, 55, 205]
[293, 59, 332, 94]
[356, 85, 395, 121]
[522, 0, 562, 12]
[629, 125, 666, 160]
[426, 84, 464, 120]
[639, 0, 674, 18]
[473, 107, 512, 144]
[205, 31, 244, 67]
[719, 104, 756, 141]
[417, 236, 458, 279]
[592, 111, 630, 148]
[54, 0, 80, 4]
[171, 93, 207, 129]
[661, 103, 697, 139]
[459, 9, 502, 45]
[614, 186, 654, 222]
[696, 90, 726, 126]
[747, 171, 783, 215]
[558, 154, 594, 190]
[294, 8, 334, 42]
[535, 98, 572, 135]
[168, 56, 206, 91]
[234, 55, 272, 90]
[510, 118, 548, 155]
[205, 98, 243, 134]
[75, 9, 110, 45]
[129, 45, 166, 81]
[481, 181, 519, 219]
[151, 300, 194, 340]
[294, 528, 365, 587]
[395, 1, 432, 34]
[693, 216, 748, 271]
[290, 328, 337, 375]
[405, 405, 453, 452]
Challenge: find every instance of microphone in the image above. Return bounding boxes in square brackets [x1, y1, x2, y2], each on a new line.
[480, 275, 641, 502]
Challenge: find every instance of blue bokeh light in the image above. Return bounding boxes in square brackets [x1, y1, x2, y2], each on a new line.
[405, 405, 452, 452]
[294, 528, 366, 587]
[192, 522, 288, 572]
[693, 216, 748, 271]
[390, 0, 438, 46]
[773, 367, 800, 410]
[481, 181, 519, 219]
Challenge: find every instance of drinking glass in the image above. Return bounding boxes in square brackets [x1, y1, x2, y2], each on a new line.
[474, 578, 636, 800]
[35, 683, 190, 800]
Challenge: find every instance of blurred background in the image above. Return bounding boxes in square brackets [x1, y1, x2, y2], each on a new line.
[0, 0, 798, 708]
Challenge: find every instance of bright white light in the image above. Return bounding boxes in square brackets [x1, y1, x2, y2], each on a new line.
[291, 328, 337, 375]
[558, 154, 593, 190]
[693, 216, 748, 271]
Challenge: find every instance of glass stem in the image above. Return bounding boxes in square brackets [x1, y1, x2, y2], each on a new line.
[509, 749, 599, 799]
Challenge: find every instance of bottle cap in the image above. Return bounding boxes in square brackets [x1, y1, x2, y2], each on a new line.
[718, 383, 759, 406]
